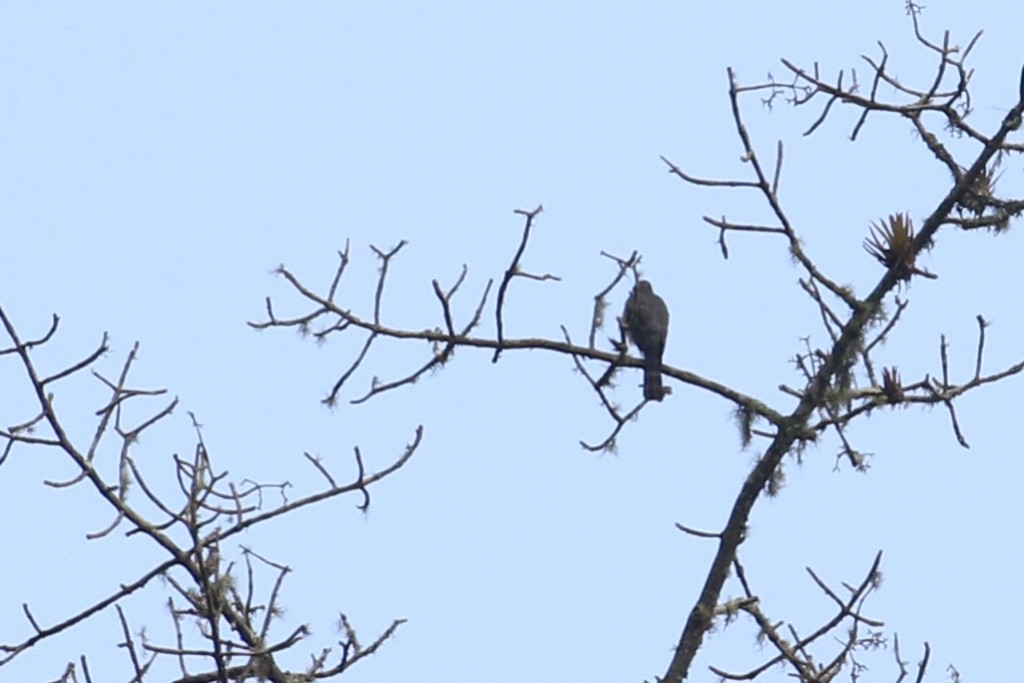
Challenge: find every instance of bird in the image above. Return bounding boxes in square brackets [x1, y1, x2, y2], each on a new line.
[622, 279, 670, 401]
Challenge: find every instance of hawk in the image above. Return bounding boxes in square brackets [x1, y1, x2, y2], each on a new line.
[622, 279, 670, 401]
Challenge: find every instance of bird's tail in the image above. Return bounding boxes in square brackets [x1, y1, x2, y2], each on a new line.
[643, 364, 665, 402]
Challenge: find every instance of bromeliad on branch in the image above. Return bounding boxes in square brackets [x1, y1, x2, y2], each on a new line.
[863, 213, 938, 283]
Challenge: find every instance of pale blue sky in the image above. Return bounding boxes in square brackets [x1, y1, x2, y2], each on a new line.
[3, 2, 1024, 681]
